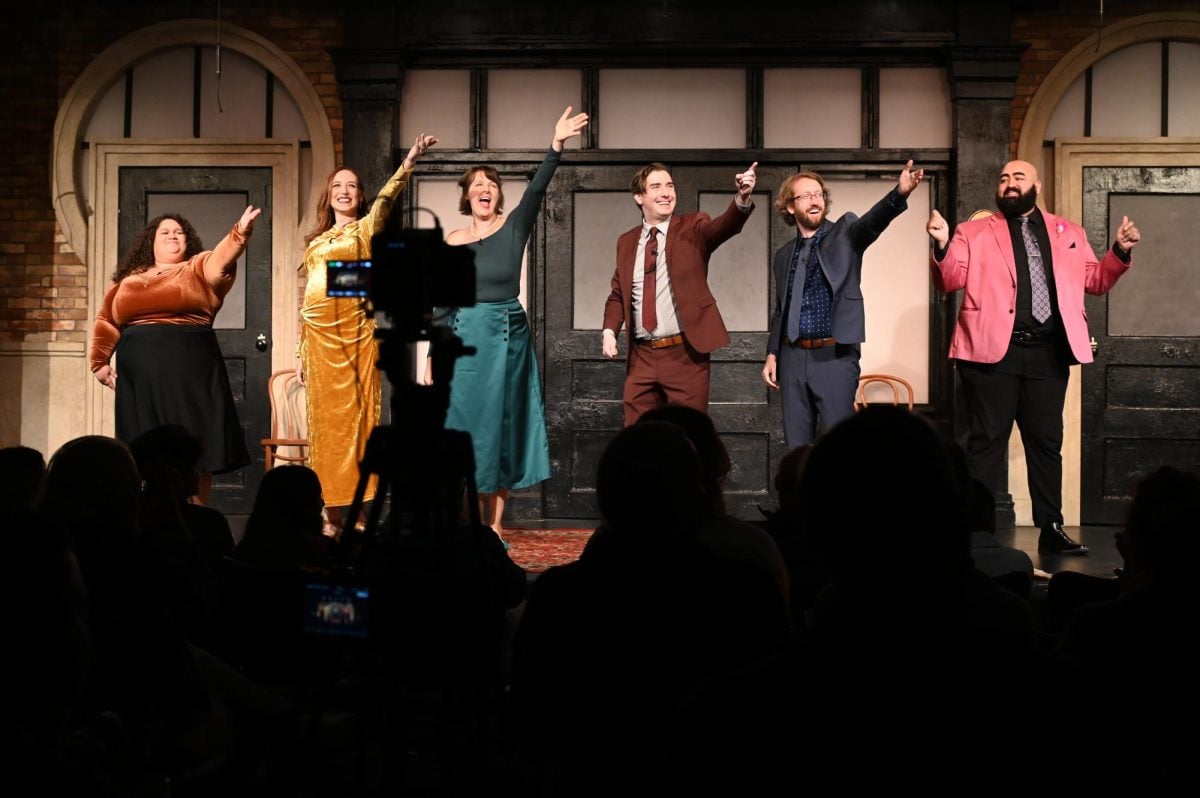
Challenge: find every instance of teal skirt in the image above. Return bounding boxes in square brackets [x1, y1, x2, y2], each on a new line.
[445, 299, 551, 493]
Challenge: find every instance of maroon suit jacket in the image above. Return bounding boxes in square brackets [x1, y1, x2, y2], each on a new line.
[603, 200, 751, 359]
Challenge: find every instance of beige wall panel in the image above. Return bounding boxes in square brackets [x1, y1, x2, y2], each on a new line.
[1091, 43, 1161, 138]
[400, 70, 471, 150]
[879, 68, 951, 149]
[130, 48, 194, 138]
[699, 192, 769, 331]
[574, 192, 639, 329]
[763, 68, 861, 149]
[1168, 42, 1200, 135]
[200, 48, 267, 139]
[488, 70, 582, 149]
[598, 69, 744, 149]
[1045, 73, 1086, 141]
[272, 77, 308, 140]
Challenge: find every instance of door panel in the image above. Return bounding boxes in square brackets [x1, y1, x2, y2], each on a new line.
[1080, 167, 1200, 524]
[118, 167, 273, 514]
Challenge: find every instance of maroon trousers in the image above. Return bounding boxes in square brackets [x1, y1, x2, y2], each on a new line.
[622, 339, 711, 426]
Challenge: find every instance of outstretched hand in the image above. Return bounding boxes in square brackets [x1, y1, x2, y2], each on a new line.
[1115, 215, 1141, 252]
[236, 206, 263, 236]
[927, 209, 949, 247]
[735, 162, 758, 203]
[899, 159, 925, 197]
[403, 134, 438, 169]
[553, 106, 589, 150]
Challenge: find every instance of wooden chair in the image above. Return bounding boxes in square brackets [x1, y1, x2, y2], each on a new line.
[260, 369, 309, 470]
[854, 373, 915, 412]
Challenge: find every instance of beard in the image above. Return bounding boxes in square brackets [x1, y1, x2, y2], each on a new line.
[996, 185, 1038, 217]
[795, 207, 827, 232]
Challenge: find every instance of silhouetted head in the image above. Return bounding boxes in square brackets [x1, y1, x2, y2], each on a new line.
[129, 424, 204, 499]
[235, 465, 326, 569]
[638, 405, 730, 518]
[0, 445, 46, 512]
[596, 421, 705, 544]
[801, 406, 968, 580]
[39, 436, 142, 549]
[1116, 466, 1200, 582]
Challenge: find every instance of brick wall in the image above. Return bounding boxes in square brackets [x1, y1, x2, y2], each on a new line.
[0, 2, 343, 343]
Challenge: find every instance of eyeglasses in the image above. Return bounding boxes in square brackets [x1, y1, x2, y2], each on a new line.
[791, 191, 825, 203]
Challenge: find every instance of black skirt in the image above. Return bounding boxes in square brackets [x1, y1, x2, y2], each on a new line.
[114, 324, 250, 474]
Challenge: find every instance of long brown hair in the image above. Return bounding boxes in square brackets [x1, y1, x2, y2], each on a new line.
[112, 214, 204, 282]
[305, 167, 368, 245]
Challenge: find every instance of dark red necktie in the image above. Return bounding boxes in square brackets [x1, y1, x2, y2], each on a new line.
[643, 227, 658, 333]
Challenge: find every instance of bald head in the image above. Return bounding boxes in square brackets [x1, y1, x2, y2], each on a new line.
[995, 159, 1041, 218]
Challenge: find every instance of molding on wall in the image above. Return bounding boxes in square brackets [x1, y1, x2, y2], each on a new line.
[50, 18, 335, 260]
[1017, 12, 1200, 175]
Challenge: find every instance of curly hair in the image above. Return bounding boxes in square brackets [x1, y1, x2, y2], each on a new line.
[457, 166, 506, 216]
[305, 167, 368, 245]
[775, 171, 831, 224]
[112, 214, 204, 282]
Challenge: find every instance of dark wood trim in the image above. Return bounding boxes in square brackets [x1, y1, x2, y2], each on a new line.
[404, 148, 952, 171]
[348, 43, 950, 70]
[1162, 40, 1170, 137]
[582, 67, 599, 150]
[123, 68, 133, 138]
[862, 66, 880, 149]
[747, 67, 763, 149]
[470, 68, 487, 150]
[193, 47, 202, 138]
[1083, 66, 1093, 138]
[265, 67, 274, 138]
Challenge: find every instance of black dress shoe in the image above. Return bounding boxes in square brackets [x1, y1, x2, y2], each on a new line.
[1038, 522, 1089, 555]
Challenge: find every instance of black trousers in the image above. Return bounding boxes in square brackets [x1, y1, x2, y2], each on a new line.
[957, 337, 1071, 529]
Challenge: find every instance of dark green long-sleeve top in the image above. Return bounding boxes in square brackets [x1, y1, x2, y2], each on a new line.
[464, 148, 560, 302]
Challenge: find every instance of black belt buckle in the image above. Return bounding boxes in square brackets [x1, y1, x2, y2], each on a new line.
[1012, 328, 1048, 344]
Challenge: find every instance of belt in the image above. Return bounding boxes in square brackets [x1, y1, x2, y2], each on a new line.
[1011, 328, 1053, 344]
[637, 334, 685, 349]
[784, 336, 837, 350]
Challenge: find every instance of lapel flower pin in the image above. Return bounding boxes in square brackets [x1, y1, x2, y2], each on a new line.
[1055, 222, 1065, 235]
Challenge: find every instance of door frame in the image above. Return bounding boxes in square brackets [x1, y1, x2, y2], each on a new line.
[1048, 138, 1200, 525]
[87, 140, 302, 436]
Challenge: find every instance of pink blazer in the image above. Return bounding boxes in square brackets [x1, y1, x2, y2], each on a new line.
[931, 211, 1131, 364]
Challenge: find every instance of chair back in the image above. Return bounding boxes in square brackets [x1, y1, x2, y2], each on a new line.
[261, 369, 309, 469]
[854, 373, 915, 412]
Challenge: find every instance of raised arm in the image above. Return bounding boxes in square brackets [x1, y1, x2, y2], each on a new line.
[200, 205, 262, 290]
[507, 108, 588, 239]
[360, 134, 438, 239]
[847, 160, 921, 252]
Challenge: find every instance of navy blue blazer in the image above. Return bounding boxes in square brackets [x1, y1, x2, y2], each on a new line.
[767, 187, 908, 356]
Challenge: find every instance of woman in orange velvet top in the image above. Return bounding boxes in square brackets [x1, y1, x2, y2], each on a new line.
[90, 206, 262, 500]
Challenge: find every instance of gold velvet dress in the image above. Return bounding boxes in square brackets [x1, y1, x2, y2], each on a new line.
[300, 164, 412, 507]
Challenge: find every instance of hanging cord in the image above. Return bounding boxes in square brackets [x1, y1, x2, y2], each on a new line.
[215, 0, 224, 113]
[1094, 0, 1104, 53]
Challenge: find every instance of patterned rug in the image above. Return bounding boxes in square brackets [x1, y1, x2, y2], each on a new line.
[505, 528, 595, 573]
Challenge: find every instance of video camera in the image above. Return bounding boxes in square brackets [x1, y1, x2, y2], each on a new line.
[326, 226, 475, 340]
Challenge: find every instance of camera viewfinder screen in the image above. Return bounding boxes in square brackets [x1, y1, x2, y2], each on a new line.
[303, 583, 370, 638]
[326, 260, 372, 297]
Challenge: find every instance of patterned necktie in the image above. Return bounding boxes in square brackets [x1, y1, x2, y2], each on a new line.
[1020, 216, 1052, 324]
[642, 227, 659, 334]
